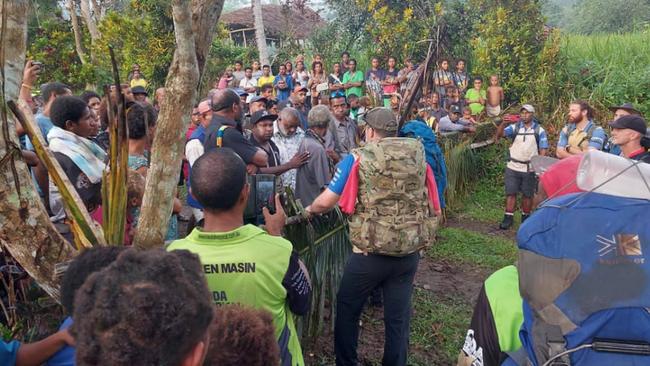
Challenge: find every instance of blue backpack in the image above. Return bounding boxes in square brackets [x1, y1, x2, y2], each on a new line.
[400, 120, 448, 208]
[508, 192, 650, 366]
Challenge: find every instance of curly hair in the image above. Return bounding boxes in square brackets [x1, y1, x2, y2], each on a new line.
[72, 249, 214, 366]
[205, 305, 280, 366]
[60, 246, 124, 316]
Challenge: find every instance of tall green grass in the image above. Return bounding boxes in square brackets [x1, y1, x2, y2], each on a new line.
[557, 31, 650, 119]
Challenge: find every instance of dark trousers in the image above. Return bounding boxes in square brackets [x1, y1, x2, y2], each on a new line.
[335, 252, 420, 366]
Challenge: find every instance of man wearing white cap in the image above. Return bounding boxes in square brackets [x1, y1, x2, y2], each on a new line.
[494, 104, 549, 229]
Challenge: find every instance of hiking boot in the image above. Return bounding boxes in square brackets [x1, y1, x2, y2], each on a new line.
[521, 213, 530, 223]
[499, 214, 514, 230]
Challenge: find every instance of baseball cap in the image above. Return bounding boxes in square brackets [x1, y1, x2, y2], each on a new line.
[234, 88, 249, 97]
[520, 104, 535, 113]
[293, 84, 308, 93]
[131, 86, 147, 95]
[609, 115, 648, 135]
[250, 110, 277, 125]
[608, 103, 641, 115]
[449, 104, 461, 114]
[250, 96, 268, 104]
[197, 100, 211, 114]
[365, 107, 398, 132]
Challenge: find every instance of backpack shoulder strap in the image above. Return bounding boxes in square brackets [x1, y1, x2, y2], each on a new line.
[216, 125, 230, 148]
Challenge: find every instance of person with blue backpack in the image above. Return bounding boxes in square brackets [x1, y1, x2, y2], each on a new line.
[494, 104, 549, 230]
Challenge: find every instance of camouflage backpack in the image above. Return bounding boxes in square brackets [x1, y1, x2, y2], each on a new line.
[348, 137, 438, 256]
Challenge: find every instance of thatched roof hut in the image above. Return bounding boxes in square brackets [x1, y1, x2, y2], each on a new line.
[221, 4, 325, 47]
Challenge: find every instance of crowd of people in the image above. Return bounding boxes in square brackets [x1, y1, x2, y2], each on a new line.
[4, 47, 650, 366]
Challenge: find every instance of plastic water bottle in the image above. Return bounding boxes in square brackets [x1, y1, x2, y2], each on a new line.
[576, 150, 650, 200]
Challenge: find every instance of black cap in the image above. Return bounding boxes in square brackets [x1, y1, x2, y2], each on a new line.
[131, 86, 147, 95]
[609, 115, 648, 135]
[251, 110, 277, 124]
[608, 103, 641, 115]
[250, 96, 268, 104]
[449, 104, 461, 114]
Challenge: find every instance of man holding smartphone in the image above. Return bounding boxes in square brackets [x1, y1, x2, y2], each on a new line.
[169, 148, 311, 366]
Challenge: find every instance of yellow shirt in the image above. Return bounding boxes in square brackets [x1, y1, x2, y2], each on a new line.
[257, 75, 275, 88]
[130, 78, 148, 88]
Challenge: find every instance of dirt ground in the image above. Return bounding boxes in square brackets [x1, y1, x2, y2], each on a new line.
[303, 217, 515, 365]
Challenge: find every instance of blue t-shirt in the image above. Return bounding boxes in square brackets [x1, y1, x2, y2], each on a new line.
[24, 113, 53, 151]
[37, 113, 54, 142]
[0, 340, 20, 365]
[274, 74, 293, 101]
[327, 154, 355, 195]
[46, 317, 74, 366]
[503, 122, 550, 149]
[557, 120, 606, 150]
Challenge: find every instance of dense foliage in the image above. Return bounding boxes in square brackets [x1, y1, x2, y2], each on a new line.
[469, 0, 545, 103]
[26, 1, 254, 93]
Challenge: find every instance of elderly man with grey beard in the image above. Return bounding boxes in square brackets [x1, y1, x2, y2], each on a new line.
[272, 107, 306, 190]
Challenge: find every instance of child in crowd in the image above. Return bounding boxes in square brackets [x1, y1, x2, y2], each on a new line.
[71, 249, 214, 366]
[46, 246, 124, 366]
[462, 107, 477, 124]
[444, 86, 465, 112]
[465, 76, 487, 119]
[486, 74, 504, 117]
[358, 96, 371, 117]
[205, 305, 280, 366]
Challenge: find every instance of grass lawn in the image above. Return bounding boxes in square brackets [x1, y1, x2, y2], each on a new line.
[409, 288, 474, 365]
[407, 223, 517, 364]
[429, 227, 518, 272]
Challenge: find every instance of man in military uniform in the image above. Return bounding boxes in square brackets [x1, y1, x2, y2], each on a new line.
[306, 107, 439, 366]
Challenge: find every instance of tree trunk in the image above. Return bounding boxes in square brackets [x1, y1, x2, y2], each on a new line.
[67, 0, 88, 65]
[191, 0, 226, 77]
[0, 0, 76, 300]
[252, 0, 270, 66]
[133, 0, 223, 249]
[79, 0, 100, 41]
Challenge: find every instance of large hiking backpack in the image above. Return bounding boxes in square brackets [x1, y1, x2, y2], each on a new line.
[348, 137, 438, 256]
[511, 192, 650, 366]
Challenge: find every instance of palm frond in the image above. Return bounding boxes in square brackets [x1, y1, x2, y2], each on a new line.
[283, 188, 351, 341]
[101, 48, 129, 246]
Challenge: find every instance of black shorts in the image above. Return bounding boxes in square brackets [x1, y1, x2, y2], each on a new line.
[504, 167, 537, 197]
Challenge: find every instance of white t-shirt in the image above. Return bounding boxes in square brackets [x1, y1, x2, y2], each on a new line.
[239, 78, 257, 103]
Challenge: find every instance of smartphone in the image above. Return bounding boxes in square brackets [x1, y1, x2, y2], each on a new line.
[255, 174, 276, 215]
[243, 174, 277, 223]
